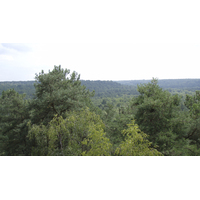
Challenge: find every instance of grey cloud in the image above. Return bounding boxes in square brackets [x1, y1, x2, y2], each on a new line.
[1, 43, 32, 53]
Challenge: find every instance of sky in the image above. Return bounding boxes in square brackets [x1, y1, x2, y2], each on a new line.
[1, 0, 200, 81]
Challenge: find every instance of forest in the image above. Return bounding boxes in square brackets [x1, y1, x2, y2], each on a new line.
[1, 65, 200, 156]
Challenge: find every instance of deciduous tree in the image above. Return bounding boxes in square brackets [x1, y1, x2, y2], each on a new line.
[115, 120, 162, 156]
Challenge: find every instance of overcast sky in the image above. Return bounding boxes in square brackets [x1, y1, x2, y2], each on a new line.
[1, 0, 200, 81]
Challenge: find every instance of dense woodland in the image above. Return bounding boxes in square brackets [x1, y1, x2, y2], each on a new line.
[1, 65, 200, 156]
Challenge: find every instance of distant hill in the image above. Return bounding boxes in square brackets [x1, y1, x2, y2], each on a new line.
[1, 79, 200, 99]
[0, 81, 35, 99]
[0, 80, 139, 99]
[115, 79, 200, 91]
[80, 80, 138, 97]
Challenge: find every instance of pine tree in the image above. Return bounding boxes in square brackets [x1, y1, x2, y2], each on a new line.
[30, 65, 94, 125]
[130, 78, 182, 155]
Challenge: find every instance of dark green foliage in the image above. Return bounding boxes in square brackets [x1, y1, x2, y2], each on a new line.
[0, 81, 35, 99]
[0, 65, 95, 155]
[184, 91, 200, 148]
[1, 78, 200, 100]
[30, 65, 94, 125]
[0, 89, 31, 155]
[0, 79, 139, 99]
[81, 80, 139, 98]
[90, 96, 134, 148]
[129, 78, 195, 155]
[116, 79, 200, 91]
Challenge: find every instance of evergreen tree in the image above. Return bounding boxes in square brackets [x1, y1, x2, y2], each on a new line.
[30, 65, 94, 125]
[0, 89, 31, 155]
[130, 78, 182, 155]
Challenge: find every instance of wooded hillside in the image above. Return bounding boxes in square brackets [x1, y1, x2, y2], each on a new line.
[1, 78, 200, 99]
[116, 79, 200, 90]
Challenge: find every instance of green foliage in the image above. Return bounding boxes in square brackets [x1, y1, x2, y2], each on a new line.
[185, 91, 200, 118]
[130, 78, 184, 154]
[116, 79, 200, 91]
[106, 113, 131, 148]
[184, 91, 200, 148]
[27, 121, 49, 156]
[81, 123, 112, 156]
[28, 108, 108, 156]
[0, 89, 31, 155]
[81, 80, 139, 98]
[91, 96, 135, 152]
[28, 108, 161, 156]
[2, 67, 200, 156]
[30, 65, 94, 125]
[165, 136, 200, 156]
[0, 81, 35, 99]
[115, 120, 162, 156]
[2, 78, 200, 100]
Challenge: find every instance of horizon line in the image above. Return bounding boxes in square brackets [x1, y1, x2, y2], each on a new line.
[1, 77, 200, 82]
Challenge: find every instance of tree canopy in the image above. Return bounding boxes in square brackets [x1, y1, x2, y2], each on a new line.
[30, 65, 94, 125]
[1, 67, 200, 156]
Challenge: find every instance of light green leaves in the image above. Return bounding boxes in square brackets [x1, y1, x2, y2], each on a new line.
[115, 120, 162, 156]
[82, 123, 112, 156]
[28, 108, 111, 156]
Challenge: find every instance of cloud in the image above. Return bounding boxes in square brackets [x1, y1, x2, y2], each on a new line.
[0, 54, 13, 61]
[1, 43, 32, 53]
[0, 45, 9, 55]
